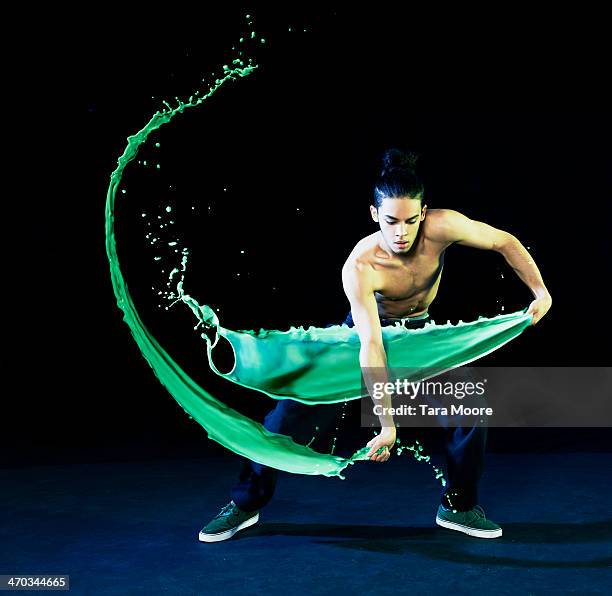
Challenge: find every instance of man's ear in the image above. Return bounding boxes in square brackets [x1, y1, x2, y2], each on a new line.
[421, 204, 427, 220]
[370, 205, 379, 222]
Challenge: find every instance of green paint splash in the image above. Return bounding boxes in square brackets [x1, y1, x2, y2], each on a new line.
[104, 19, 532, 483]
[104, 27, 381, 479]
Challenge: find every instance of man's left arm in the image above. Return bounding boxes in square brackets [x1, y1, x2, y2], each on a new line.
[432, 209, 552, 325]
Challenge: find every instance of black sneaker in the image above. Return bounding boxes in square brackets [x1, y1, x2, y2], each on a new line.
[198, 500, 260, 542]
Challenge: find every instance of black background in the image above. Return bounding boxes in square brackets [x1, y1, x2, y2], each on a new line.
[7, 5, 611, 467]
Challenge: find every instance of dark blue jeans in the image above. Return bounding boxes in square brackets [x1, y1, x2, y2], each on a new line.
[230, 311, 487, 512]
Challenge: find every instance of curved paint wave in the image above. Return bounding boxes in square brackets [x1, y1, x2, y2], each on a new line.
[104, 52, 532, 480]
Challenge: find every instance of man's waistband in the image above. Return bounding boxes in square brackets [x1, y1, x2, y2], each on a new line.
[405, 311, 430, 321]
[383, 311, 430, 323]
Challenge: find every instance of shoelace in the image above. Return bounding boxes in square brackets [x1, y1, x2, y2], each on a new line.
[472, 505, 486, 518]
[215, 503, 238, 519]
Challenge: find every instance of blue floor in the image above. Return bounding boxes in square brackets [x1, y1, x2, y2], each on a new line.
[2, 453, 611, 595]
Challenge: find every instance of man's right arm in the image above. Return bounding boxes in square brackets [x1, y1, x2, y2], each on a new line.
[341, 262, 396, 461]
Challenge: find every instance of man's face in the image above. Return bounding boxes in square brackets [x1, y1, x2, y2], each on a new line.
[370, 196, 427, 254]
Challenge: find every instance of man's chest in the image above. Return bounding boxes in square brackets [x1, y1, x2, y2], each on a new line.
[372, 252, 445, 300]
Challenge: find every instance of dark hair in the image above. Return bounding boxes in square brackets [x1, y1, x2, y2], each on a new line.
[373, 148, 424, 208]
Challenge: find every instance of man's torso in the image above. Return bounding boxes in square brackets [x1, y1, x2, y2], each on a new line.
[343, 209, 451, 319]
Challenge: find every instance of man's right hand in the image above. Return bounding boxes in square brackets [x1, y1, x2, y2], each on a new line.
[365, 426, 396, 462]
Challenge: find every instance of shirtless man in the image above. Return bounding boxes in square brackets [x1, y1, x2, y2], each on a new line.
[348, 199, 552, 466]
[199, 150, 552, 542]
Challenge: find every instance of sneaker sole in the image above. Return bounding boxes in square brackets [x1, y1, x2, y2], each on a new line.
[198, 512, 260, 543]
[436, 515, 502, 539]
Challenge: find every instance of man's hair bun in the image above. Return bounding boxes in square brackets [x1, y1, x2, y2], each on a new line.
[373, 148, 424, 208]
[381, 148, 419, 176]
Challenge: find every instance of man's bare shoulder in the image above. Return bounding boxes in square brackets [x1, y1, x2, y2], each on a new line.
[342, 232, 385, 271]
[341, 232, 382, 287]
[422, 208, 465, 244]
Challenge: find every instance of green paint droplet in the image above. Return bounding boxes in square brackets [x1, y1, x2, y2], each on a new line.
[155, 142, 160, 148]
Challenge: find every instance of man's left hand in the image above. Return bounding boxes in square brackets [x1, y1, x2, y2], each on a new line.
[527, 293, 552, 325]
